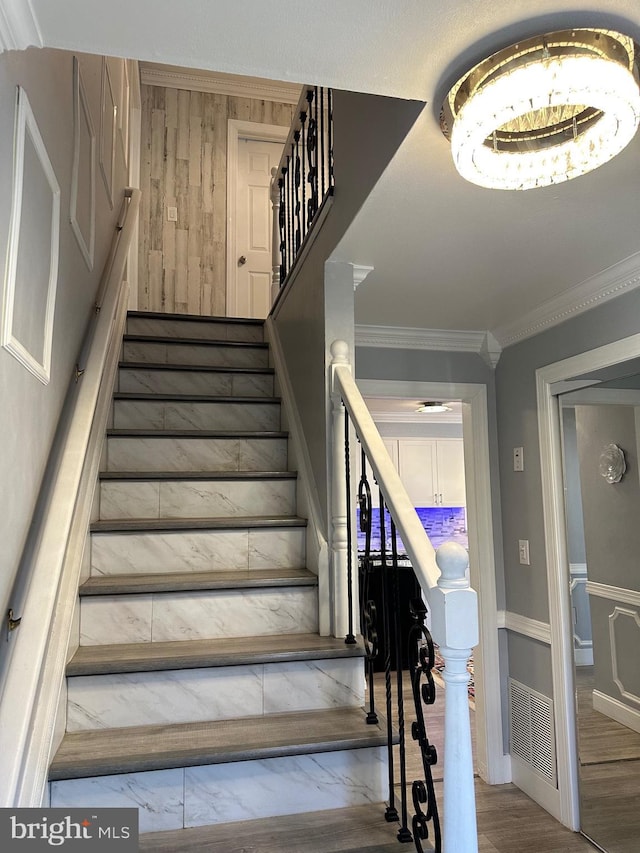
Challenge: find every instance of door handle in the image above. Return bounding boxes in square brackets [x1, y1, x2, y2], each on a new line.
[238, 255, 247, 266]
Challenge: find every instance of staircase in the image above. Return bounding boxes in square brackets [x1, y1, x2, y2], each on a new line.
[48, 311, 389, 840]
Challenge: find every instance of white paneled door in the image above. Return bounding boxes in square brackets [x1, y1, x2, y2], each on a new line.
[232, 138, 284, 319]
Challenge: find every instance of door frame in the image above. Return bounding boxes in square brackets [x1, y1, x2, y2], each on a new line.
[357, 378, 510, 786]
[536, 331, 640, 830]
[226, 119, 288, 316]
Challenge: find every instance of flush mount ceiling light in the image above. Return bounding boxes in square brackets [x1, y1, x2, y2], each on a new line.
[440, 28, 640, 190]
[416, 402, 452, 413]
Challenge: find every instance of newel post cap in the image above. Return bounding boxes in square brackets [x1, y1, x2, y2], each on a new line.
[330, 339, 350, 364]
[436, 541, 469, 589]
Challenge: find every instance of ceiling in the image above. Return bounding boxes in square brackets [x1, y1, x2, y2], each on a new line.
[14, 0, 640, 348]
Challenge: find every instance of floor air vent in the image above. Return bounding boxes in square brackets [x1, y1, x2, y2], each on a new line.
[509, 678, 557, 786]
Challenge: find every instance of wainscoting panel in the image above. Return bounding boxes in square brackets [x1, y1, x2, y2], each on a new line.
[70, 56, 96, 270]
[99, 57, 117, 209]
[1, 85, 60, 384]
[138, 84, 294, 316]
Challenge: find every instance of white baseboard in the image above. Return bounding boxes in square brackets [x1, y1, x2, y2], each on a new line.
[592, 689, 640, 735]
[574, 648, 594, 667]
[510, 754, 562, 822]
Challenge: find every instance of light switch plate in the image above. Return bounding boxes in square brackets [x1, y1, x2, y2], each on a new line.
[513, 446, 524, 471]
[518, 539, 530, 565]
[167, 206, 178, 222]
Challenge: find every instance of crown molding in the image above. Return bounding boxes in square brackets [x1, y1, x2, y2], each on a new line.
[352, 264, 374, 291]
[355, 324, 501, 367]
[492, 251, 640, 349]
[372, 411, 462, 424]
[139, 63, 301, 104]
[0, 0, 42, 52]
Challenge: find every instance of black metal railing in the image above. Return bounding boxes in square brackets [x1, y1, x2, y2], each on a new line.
[275, 86, 334, 286]
[344, 420, 442, 852]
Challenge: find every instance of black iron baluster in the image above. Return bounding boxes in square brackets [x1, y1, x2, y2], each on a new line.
[320, 86, 326, 200]
[358, 447, 378, 724]
[390, 518, 412, 843]
[278, 174, 286, 285]
[327, 86, 334, 191]
[288, 148, 295, 272]
[300, 108, 307, 236]
[294, 129, 301, 253]
[284, 159, 291, 277]
[306, 88, 318, 222]
[408, 598, 442, 853]
[344, 409, 356, 645]
[380, 495, 398, 824]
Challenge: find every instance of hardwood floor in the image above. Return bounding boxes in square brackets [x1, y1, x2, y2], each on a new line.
[140, 668, 598, 852]
[575, 666, 640, 852]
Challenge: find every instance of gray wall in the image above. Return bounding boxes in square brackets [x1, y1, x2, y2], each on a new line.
[0, 49, 128, 641]
[575, 404, 640, 706]
[496, 285, 640, 696]
[562, 408, 586, 565]
[272, 91, 424, 529]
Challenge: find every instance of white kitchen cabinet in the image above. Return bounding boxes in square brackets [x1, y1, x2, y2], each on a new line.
[396, 438, 466, 507]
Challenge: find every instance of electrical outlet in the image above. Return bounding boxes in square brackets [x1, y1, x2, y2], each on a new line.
[513, 446, 524, 471]
[167, 206, 178, 222]
[518, 539, 530, 565]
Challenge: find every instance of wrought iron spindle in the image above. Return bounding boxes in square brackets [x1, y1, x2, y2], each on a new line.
[408, 598, 442, 853]
[294, 129, 301, 252]
[320, 86, 325, 199]
[327, 86, 334, 189]
[307, 88, 318, 222]
[300, 108, 307, 236]
[379, 494, 399, 824]
[357, 448, 378, 724]
[390, 517, 412, 843]
[278, 174, 286, 284]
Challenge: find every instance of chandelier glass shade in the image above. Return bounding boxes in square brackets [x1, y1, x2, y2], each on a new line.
[441, 29, 640, 190]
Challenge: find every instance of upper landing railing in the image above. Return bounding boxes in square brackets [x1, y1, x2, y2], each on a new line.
[330, 340, 480, 853]
[269, 85, 334, 297]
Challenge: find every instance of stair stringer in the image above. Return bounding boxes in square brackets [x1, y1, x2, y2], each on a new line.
[265, 316, 331, 636]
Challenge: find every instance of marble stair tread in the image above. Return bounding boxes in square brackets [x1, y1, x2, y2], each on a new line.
[49, 707, 390, 780]
[91, 515, 307, 532]
[106, 428, 288, 438]
[99, 470, 297, 481]
[67, 632, 364, 675]
[119, 361, 274, 374]
[113, 392, 281, 403]
[123, 334, 268, 349]
[127, 310, 264, 326]
[79, 567, 317, 596]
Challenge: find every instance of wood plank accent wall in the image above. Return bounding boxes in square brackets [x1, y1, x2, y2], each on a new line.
[139, 84, 295, 316]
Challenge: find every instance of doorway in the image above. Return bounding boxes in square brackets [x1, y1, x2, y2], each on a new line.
[225, 120, 287, 318]
[356, 378, 509, 787]
[537, 334, 640, 838]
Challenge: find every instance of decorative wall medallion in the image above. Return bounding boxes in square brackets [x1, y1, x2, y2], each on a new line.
[599, 443, 626, 483]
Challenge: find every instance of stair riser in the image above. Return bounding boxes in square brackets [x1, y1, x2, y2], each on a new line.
[126, 317, 264, 342]
[122, 341, 268, 368]
[67, 657, 364, 730]
[113, 399, 280, 431]
[99, 479, 296, 520]
[50, 747, 387, 833]
[106, 436, 288, 473]
[91, 527, 306, 575]
[118, 368, 274, 397]
[79, 587, 318, 645]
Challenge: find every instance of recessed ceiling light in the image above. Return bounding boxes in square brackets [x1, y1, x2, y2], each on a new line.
[416, 402, 452, 413]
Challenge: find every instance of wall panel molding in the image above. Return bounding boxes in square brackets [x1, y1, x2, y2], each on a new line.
[70, 56, 96, 270]
[586, 580, 640, 607]
[1, 86, 60, 384]
[609, 606, 640, 706]
[99, 57, 116, 209]
[498, 610, 552, 644]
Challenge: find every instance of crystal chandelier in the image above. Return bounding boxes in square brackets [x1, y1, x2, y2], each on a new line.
[440, 29, 640, 190]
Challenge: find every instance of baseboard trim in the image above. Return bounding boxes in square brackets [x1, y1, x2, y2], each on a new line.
[510, 754, 562, 822]
[592, 689, 640, 735]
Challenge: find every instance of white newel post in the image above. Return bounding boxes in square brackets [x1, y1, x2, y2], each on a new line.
[432, 542, 479, 853]
[270, 166, 281, 305]
[330, 340, 351, 639]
